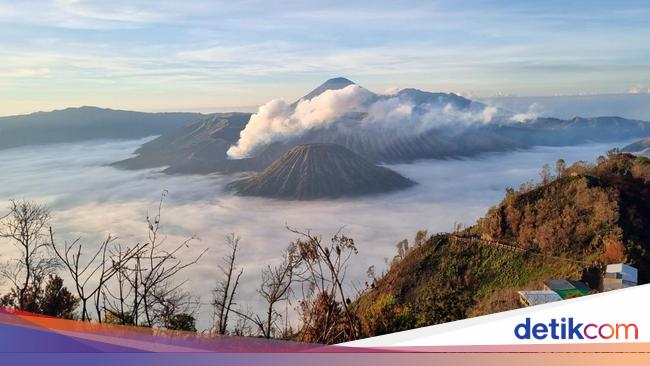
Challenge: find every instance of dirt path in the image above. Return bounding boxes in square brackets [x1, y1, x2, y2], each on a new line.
[449, 233, 593, 265]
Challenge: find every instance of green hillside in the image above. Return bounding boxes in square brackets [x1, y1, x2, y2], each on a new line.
[355, 153, 650, 338]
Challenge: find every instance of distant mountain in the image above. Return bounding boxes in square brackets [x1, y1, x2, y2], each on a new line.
[481, 93, 650, 121]
[0, 106, 205, 150]
[395, 88, 478, 109]
[251, 115, 650, 163]
[299, 77, 357, 101]
[228, 143, 415, 200]
[355, 153, 650, 338]
[622, 137, 650, 157]
[113, 78, 650, 175]
[111, 112, 280, 174]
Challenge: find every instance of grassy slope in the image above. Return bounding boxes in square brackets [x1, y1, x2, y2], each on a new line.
[355, 153, 650, 338]
[355, 234, 581, 336]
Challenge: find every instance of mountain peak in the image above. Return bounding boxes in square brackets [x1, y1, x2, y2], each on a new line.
[229, 143, 414, 200]
[300, 77, 357, 101]
[323, 77, 355, 85]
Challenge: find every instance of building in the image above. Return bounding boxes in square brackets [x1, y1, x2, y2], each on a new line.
[543, 279, 591, 299]
[603, 263, 638, 291]
[518, 291, 563, 307]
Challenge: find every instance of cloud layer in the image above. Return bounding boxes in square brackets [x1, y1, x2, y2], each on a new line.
[0, 137, 629, 329]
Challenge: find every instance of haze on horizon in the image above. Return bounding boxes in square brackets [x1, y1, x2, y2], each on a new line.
[1, 0, 650, 116]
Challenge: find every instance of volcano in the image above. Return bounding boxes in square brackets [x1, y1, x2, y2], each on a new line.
[229, 143, 415, 200]
[112, 78, 650, 175]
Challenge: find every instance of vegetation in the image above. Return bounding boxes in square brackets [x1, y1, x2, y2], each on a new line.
[0, 197, 362, 343]
[355, 152, 650, 338]
[1, 152, 648, 343]
[476, 152, 650, 279]
[355, 234, 582, 337]
[0, 194, 204, 332]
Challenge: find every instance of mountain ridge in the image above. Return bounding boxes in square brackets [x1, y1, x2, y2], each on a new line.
[0, 106, 206, 150]
[114, 78, 650, 175]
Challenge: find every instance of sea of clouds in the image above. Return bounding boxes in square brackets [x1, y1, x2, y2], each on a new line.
[0, 137, 633, 330]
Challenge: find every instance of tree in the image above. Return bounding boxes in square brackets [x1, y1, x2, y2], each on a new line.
[540, 163, 552, 184]
[555, 159, 567, 177]
[287, 227, 360, 343]
[1, 274, 78, 319]
[0, 200, 58, 311]
[212, 233, 243, 335]
[254, 245, 299, 338]
[414, 230, 429, 247]
[121, 192, 206, 328]
[164, 313, 196, 332]
[607, 147, 621, 158]
[102, 243, 137, 326]
[49, 229, 142, 322]
[39, 275, 79, 319]
[154, 285, 198, 331]
[394, 239, 409, 263]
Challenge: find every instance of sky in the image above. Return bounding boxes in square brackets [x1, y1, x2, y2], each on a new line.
[1, 0, 649, 116]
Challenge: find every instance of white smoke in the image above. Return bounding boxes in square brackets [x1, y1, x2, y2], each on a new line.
[227, 85, 374, 159]
[364, 97, 497, 133]
[510, 103, 541, 123]
[381, 87, 403, 95]
[227, 85, 501, 159]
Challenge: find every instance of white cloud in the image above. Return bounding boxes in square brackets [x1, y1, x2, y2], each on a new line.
[0, 137, 624, 330]
[628, 85, 650, 94]
[510, 103, 541, 123]
[381, 87, 402, 95]
[0, 0, 194, 29]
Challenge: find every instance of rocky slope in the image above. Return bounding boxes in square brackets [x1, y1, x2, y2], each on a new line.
[112, 112, 282, 174]
[228, 143, 415, 199]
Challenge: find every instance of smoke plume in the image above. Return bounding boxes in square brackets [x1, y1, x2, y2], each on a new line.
[227, 85, 500, 159]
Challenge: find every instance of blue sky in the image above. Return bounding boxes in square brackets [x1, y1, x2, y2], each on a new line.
[1, 0, 649, 115]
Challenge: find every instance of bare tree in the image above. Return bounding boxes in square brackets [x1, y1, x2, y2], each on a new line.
[226, 244, 300, 339]
[0, 200, 58, 311]
[555, 159, 567, 178]
[540, 163, 552, 184]
[257, 249, 298, 338]
[49, 229, 143, 321]
[102, 243, 137, 325]
[212, 233, 243, 335]
[232, 305, 255, 336]
[287, 226, 359, 343]
[123, 191, 207, 328]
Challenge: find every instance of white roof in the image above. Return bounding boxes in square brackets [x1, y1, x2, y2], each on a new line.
[606, 263, 638, 283]
[518, 291, 563, 306]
